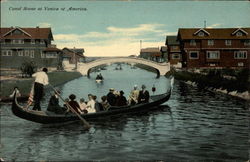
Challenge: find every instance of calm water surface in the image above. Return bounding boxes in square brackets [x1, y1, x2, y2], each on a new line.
[0, 64, 249, 161]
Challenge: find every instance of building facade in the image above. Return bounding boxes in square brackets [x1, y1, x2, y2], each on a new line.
[0, 27, 61, 69]
[165, 36, 182, 66]
[177, 28, 250, 69]
[140, 47, 163, 62]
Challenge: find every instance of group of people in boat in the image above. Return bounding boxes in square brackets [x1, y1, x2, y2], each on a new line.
[46, 84, 150, 115]
[96, 73, 103, 80]
[12, 67, 150, 115]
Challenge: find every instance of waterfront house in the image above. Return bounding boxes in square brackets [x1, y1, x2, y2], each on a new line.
[0, 26, 62, 69]
[177, 28, 250, 69]
[62, 47, 85, 64]
[139, 47, 163, 62]
[165, 36, 182, 67]
[160, 46, 168, 62]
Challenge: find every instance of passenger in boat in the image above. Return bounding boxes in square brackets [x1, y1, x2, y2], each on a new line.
[116, 91, 127, 106]
[92, 95, 102, 112]
[96, 73, 103, 80]
[107, 88, 117, 106]
[86, 94, 96, 113]
[128, 85, 140, 105]
[68, 94, 81, 114]
[32, 67, 49, 111]
[138, 85, 150, 104]
[79, 98, 88, 114]
[47, 90, 67, 114]
[100, 96, 110, 110]
[9, 87, 21, 98]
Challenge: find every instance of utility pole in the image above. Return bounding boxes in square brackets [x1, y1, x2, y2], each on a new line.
[74, 47, 77, 70]
[140, 40, 142, 56]
[204, 20, 207, 28]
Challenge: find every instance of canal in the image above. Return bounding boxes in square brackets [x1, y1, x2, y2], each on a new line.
[0, 64, 249, 161]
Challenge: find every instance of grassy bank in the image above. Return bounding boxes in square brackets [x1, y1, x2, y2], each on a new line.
[170, 69, 250, 93]
[0, 71, 82, 97]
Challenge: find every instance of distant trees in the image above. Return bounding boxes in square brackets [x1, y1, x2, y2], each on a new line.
[20, 61, 37, 78]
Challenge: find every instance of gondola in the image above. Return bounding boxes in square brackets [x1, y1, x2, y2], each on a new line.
[11, 90, 172, 124]
[12, 77, 174, 124]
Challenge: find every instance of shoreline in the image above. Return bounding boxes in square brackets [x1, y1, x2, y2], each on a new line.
[0, 71, 82, 98]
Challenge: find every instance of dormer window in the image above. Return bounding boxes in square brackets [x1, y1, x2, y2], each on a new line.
[236, 32, 243, 36]
[198, 32, 205, 37]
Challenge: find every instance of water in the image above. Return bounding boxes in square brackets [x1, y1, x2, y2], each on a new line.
[0, 64, 249, 161]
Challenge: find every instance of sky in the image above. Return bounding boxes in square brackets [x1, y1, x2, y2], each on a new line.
[1, 0, 250, 56]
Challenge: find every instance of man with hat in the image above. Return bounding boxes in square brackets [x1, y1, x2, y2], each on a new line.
[138, 84, 150, 104]
[107, 88, 117, 106]
[128, 85, 140, 105]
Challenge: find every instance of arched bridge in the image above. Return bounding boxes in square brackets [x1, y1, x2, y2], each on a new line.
[63, 57, 170, 77]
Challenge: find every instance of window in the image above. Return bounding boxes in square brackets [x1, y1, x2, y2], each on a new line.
[208, 40, 214, 46]
[17, 50, 24, 56]
[198, 32, 204, 36]
[189, 51, 199, 59]
[225, 40, 232, 46]
[236, 32, 243, 36]
[238, 62, 244, 67]
[30, 50, 34, 58]
[31, 39, 35, 44]
[172, 46, 178, 50]
[41, 51, 45, 58]
[46, 53, 57, 58]
[24, 50, 29, 56]
[1, 50, 12, 56]
[244, 40, 250, 46]
[171, 53, 180, 59]
[12, 39, 24, 44]
[234, 51, 247, 59]
[40, 40, 45, 44]
[207, 51, 220, 59]
[190, 40, 196, 46]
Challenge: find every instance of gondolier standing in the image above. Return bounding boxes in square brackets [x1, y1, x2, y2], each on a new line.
[32, 68, 49, 111]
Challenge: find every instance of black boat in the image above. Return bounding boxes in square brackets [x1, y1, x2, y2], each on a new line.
[11, 90, 171, 124]
[12, 77, 174, 124]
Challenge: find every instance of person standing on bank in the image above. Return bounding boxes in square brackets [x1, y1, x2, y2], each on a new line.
[32, 68, 49, 111]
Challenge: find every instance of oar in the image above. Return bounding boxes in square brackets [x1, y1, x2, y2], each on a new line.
[49, 84, 91, 130]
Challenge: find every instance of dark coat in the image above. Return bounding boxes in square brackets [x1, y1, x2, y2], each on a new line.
[138, 90, 150, 104]
[116, 96, 127, 106]
[47, 95, 66, 114]
[68, 100, 81, 114]
[107, 92, 117, 106]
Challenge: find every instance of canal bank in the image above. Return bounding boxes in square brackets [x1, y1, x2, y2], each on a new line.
[169, 68, 250, 101]
[0, 71, 82, 97]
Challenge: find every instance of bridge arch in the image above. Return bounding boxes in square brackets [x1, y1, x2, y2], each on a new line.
[66, 57, 170, 77]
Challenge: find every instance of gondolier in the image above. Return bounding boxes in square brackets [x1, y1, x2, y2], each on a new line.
[32, 68, 49, 111]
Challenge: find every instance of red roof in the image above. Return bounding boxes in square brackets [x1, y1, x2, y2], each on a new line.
[178, 28, 250, 40]
[0, 27, 53, 40]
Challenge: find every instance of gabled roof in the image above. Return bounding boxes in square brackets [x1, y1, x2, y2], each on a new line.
[231, 28, 248, 35]
[193, 28, 210, 36]
[62, 48, 85, 54]
[178, 28, 250, 40]
[165, 36, 180, 45]
[62, 48, 85, 58]
[0, 27, 53, 40]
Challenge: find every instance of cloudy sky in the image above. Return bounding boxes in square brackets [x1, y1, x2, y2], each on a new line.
[1, 1, 250, 56]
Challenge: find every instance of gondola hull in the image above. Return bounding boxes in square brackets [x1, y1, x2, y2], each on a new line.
[12, 91, 171, 124]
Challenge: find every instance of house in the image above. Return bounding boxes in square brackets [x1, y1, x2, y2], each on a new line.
[177, 28, 250, 69]
[0, 26, 62, 69]
[139, 47, 163, 62]
[160, 46, 168, 62]
[62, 47, 85, 64]
[165, 36, 181, 66]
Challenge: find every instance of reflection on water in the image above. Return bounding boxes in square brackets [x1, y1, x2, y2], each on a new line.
[0, 64, 249, 161]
